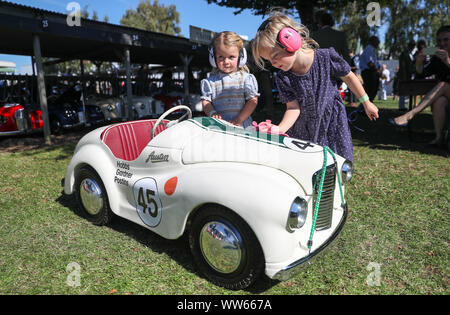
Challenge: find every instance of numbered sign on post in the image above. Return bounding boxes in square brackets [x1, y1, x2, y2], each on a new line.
[133, 177, 163, 227]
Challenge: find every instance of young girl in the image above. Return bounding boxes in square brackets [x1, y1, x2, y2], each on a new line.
[252, 13, 379, 162]
[201, 31, 259, 128]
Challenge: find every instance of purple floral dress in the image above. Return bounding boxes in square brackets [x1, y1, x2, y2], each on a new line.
[275, 48, 353, 161]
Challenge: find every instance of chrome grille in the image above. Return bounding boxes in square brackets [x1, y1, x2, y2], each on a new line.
[312, 163, 337, 231]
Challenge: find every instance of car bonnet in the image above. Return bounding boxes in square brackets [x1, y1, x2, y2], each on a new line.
[180, 117, 335, 186]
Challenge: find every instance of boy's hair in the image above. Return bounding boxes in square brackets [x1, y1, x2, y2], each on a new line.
[436, 25, 450, 36]
[211, 31, 249, 74]
[251, 12, 318, 71]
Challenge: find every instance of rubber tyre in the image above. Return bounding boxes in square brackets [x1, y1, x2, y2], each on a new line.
[74, 166, 113, 226]
[189, 205, 264, 290]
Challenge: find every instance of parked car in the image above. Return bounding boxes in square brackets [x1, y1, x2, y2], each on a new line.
[47, 86, 104, 133]
[85, 95, 123, 122]
[62, 106, 351, 289]
[0, 95, 43, 136]
[152, 92, 203, 116]
[128, 95, 165, 119]
[153, 93, 183, 112]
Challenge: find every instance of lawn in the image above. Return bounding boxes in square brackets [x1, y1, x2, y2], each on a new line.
[0, 98, 448, 295]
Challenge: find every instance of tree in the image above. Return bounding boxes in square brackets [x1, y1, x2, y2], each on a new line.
[383, 0, 423, 59]
[120, 0, 181, 36]
[206, 0, 448, 58]
[92, 10, 99, 21]
[205, 0, 388, 30]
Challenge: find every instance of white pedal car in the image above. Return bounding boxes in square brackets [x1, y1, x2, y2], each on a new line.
[63, 105, 352, 289]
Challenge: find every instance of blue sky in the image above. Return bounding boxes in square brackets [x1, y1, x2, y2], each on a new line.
[1, 0, 385, 73]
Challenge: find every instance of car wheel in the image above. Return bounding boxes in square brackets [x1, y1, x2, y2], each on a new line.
[50, 119, 62, 134]
[74, 166, 113, 226]
[189, 205, 264, 290]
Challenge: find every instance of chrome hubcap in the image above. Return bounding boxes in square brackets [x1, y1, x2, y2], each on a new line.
[199, 221, 243, 274]
[79, 178, 103, 215]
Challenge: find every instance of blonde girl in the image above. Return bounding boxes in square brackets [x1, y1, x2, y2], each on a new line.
[201, 31, 259, 127]
[252, 13, 378, 162]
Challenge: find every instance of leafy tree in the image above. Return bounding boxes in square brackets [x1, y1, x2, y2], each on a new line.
[383, 0, 423, 58]
[120, 0, 181, 36]
[206, 0, 448, 58]
[80, 5, 89, 19]
[332, 1, 375, 53]
[92, 10, 99, 21]
[205, 0, 388, 29]
[414, 0, 449, 46]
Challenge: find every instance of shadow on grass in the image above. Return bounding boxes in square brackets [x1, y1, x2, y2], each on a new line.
[55, 191, 278, 293]
[347, 107, 449, 158]
[254, 105, 449, 158]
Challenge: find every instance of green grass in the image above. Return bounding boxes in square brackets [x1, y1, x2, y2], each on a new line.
[0, 98, 448, 295]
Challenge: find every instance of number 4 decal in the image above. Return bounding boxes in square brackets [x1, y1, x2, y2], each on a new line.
[283, 137, 318, 153]
[133, 178, 162, 227]
[291, 140, 314, 150]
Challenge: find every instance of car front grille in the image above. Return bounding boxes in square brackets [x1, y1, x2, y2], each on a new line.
[312, 163, 337, 231]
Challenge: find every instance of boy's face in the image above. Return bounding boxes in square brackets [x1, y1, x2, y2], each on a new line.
[215, 43, 239, 74]
[259, 46, 296, 71]
[436, 31, 450, 53]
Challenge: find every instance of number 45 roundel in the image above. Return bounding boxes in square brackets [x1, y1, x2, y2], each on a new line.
[133, 177, 163, 227]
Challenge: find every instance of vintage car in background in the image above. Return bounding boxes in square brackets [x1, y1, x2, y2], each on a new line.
[153, 93, 183, 112]
[153, 92, 203, 114]
[0, 96, 43, 136]
[128, 95, 165, 119]
[85, 94, 123, 122]
[62, 106, 352, 289]
[47, 86, 104, 133]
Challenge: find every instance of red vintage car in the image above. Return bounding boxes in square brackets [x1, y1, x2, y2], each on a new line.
[0, 96, 43, 136]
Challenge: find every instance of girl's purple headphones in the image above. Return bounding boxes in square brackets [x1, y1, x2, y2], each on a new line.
[257, 19, 302, 53]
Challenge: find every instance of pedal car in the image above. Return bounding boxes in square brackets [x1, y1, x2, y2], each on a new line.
[62, 105, 352, 289]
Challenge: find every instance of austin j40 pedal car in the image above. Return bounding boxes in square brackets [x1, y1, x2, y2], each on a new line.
[62, 105, 352, 289]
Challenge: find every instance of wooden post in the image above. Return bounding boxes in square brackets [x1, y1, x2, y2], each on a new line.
[124, 48, 133, 121]
[32, 34, 51, 145]
[180, 54, 193, 108]
[79, 59, 87, 126]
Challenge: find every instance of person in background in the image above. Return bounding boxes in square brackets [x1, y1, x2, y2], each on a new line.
[413, 39, 428, 106]
[311, 11, 351, 64]
[392, 65, 400, 101]
[378, 64, 390, 101]
[359, 36, 381, 102]
[389, 26, 450, 147]
[398, 40, 417, 110]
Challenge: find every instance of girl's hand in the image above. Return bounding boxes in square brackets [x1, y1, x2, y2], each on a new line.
[211, 114, 223, 120]
[363, 101, 379, 121]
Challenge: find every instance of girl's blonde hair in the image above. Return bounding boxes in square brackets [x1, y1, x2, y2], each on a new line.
[211, 31, 250, 74]
[252, 12, 319, 70]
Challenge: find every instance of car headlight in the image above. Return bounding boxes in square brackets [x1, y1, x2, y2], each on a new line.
[341, 160, 353, 183]
[287, 197, 308, 232]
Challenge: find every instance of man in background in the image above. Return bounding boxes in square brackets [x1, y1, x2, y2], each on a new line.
[312, 11, 351, 64]
[359, 36, 381, 102]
